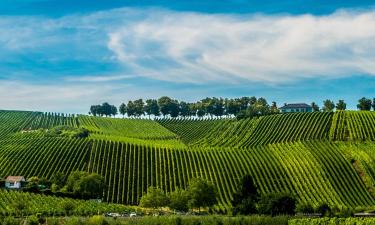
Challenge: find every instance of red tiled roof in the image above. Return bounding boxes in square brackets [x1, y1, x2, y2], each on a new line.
[6, 176, 25, 182]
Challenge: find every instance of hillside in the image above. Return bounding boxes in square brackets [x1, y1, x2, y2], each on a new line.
[1, 110, 375, 212]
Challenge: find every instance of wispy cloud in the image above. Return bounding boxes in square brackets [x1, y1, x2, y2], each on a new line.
[65, 74, 137, 82]
[107, 9, 375, 84]
[1, 8, 375, 85]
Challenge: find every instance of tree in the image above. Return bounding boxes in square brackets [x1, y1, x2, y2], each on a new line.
[187, 178, 217, 212]
[63, 171, 105, 198]
[357, 97, 372, 111]
[73, 173, 105, 199]
[232, 175, 259, 215]
[373, 98, 375, 111]
[126, 101, 136, 117]
[322, 99, 335, 112]
[158, 96, 173, 117]
[179, 101, 190, 118]
[119, 103, 127, 118]
[133, 99, 145, 117]
[168, 188, 190, 212]
[225, 99, 240, 117]
[270, 102, 279, 114]
[51, 172, 66, 190]
[336, 100, 346, 111]
[144, 99, 160, 118]
[311, 102, 320, 112]
[139, 187, 169, 211]
[257, 193, 296, 216]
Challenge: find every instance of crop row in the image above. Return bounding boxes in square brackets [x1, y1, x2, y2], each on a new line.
[156, 118, 224, 144]
[330, 111, 375, 141]
[192, 112, 333, 148]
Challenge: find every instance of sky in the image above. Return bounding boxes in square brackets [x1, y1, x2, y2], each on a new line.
[1, 0, 375, 113]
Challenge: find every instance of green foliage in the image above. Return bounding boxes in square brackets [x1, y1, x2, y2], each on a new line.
[168, 188, 190, 212]
[296, 203, 314, 214]
[336, 100, 347, 110]
[188, 178, 217, 211]
[357, 97, 372, 111]
[257, 193, 296, 216]
[65, 217, 84, 225]
[322, 99, 335, 112]
[86, 215, 109, 225]
[62, 201, 76, 216]
[232, 175, 259, 215]
[26, 215, 39, 225]
[289, 218, 375, 225]
[140, 187, 169, 210]
[2, 217, 18, 225]
[64, 171, 105, 198]
[45, 126, 89, 138]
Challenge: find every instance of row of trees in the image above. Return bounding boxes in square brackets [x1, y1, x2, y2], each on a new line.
[89, 97, 375, 120]
[90, 97, 279, 119]
[139, 177, 217, 213]
[319, 98, 375, 112]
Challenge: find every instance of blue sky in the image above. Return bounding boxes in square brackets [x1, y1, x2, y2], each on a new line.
[1, 0, 375, 113]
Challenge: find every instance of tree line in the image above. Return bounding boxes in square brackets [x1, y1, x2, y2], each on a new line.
[89, 97, 375, 120]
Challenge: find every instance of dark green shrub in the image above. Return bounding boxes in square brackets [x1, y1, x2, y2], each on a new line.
[26, 215, 39, 225]
[257, 193, 296, 216]
[3, 217, 18, 225]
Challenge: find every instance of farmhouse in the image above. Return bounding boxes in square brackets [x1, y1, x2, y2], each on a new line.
[279, 103, 313, 113]
[5, 176, 25, 189]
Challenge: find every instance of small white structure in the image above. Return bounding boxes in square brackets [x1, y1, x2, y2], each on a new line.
[5, 176, 25, 189]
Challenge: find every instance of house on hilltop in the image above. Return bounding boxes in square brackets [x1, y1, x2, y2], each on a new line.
[5, 176, 25, 189]
[279, 103, 312, 113]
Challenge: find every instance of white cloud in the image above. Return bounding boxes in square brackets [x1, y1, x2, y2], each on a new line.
[1, 8, 375, 85]
[65, 74, 137, 82]
[107, 9, 375, 84]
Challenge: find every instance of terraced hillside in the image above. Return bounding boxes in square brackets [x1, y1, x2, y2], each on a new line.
[1, 110, 375, 212]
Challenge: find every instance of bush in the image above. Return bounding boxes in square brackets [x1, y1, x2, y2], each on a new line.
[3, 217, 18, 225]
[257, 193, 296, 216]
[296, 203, 314, 214]
[26, 215, 39, 225]
[65, 217, 84, 225]
[86, 215, 109, 225]
[316, 203, 331, 216]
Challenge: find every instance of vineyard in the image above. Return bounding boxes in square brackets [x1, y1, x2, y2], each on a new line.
[0, 189, 129, 215]
[0, 110, 375, 211]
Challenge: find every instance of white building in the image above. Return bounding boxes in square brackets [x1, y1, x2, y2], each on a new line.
[5, 176, 25, 189]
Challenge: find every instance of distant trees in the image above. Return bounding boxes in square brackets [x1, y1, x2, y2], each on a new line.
[322, 100, 335, 112]
[91, 96, 280, 119]
[357, 97, 372, 111]
[336, 100, 347, 110]
[89, 102, 117, 117]
[89, 97, 375, 119]
[311, 102, 320, 112]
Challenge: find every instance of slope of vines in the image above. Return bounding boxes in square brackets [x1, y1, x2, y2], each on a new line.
[330, 111, 375, 141]
[156, 118, 224, 144]
[1, 110, 375, 212]
[192, 112, 333, 148]
[0, 134, 373, 211]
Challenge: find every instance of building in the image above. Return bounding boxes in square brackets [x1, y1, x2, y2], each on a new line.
[5, 176, 25, 189]
[279, 103, 313, 113]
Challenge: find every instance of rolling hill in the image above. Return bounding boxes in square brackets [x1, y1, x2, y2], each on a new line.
[1, 110, 375, 212]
